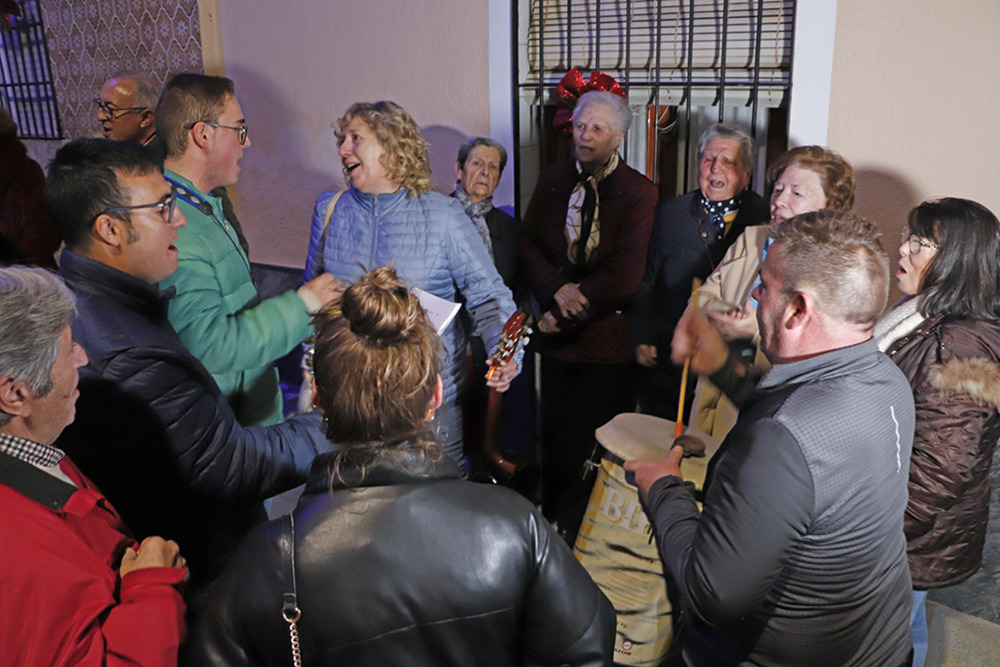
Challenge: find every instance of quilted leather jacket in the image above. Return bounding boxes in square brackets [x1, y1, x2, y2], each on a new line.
[189, 445, 615, 666]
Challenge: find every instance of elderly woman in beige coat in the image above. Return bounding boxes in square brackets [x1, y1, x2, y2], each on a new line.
[690, 146, 855, 438]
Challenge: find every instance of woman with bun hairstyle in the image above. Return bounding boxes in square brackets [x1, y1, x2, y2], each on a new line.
[189, 267, 614, 667]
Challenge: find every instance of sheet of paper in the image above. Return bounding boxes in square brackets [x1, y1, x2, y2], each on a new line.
[413, 287, 461, 335]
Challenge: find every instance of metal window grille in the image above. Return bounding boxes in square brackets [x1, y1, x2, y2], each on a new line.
[1, 0, 62, 140]
[514, 0, 794, 206]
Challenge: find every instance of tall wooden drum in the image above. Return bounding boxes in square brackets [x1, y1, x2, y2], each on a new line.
[572, 413, 719, 666]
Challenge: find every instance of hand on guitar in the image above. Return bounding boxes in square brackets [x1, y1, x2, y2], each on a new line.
[485, 358, 518, 393]
[480, 311, 536, 494]
[485, 311, 528, 393]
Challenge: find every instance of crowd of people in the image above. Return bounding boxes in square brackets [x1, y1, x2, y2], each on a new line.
[1, 68, 999, 667]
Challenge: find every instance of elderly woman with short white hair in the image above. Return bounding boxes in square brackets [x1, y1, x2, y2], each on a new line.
[452, 136, 517, 289]
[520, 89, 658, 543]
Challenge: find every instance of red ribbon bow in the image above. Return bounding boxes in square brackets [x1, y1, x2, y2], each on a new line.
[553, 68, 626, 137]
[1, 0, 22, 34]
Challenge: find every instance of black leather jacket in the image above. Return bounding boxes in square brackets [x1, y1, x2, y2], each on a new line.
[189, 445, 615, 666]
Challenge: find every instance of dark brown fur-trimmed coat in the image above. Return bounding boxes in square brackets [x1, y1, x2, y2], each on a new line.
[885, 315, 1000, 588]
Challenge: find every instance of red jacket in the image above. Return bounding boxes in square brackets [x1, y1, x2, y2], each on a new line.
[519, 159, 657, 363]
[0, 453, 186, 666]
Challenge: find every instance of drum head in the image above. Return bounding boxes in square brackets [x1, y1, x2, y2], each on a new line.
[595, 412, 720, 462]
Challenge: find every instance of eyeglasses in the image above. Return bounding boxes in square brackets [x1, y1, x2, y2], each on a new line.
[94, 98, 148, 120]
[184, 120, 249, 145]
[900, 228, 940, 256]
[100, 192, 177, 225]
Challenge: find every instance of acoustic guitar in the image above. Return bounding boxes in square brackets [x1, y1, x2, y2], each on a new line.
[481, 311, 538, 499]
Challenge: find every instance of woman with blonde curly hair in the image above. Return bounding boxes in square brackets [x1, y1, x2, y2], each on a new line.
[303, 101, 517, 471]
[190, 267, 614, 666]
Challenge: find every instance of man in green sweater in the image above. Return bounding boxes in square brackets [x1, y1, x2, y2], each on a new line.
[156, 73, 341, 425]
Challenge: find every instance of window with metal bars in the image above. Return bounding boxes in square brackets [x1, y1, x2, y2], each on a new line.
[514, 0, 794, 207]
[1, 0, 62, 140]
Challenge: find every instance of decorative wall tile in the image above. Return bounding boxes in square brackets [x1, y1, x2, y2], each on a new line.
[40, 0, 203, 139]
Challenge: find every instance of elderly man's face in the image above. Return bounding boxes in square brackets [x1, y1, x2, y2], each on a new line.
[97, 78, 151, 143]
[28, 327, 88, 445]
[456, 145, 503, 204]
[698, 137, 750, 202]
[573, 103, 623, 173]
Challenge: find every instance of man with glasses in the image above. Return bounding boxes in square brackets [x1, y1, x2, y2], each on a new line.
[96, 72, 254, 257]
[155, 73, 342, 427]
[96, 72, 159, 145]
[47, 137, 332, 611]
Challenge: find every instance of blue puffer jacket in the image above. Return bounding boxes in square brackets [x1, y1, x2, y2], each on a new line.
[304, 187, 516, 466]
[57, 250, 330, 598]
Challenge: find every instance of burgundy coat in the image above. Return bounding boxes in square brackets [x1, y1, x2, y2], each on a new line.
[885, 315, 1000, 588]
[0, 138, 60, 269]
[519, 159, 657, 364]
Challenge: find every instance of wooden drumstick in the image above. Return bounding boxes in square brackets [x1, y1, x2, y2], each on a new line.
[675, 358, 689, 440]
[674, 278, 706, 458]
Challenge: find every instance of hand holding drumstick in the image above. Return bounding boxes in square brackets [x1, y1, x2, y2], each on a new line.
[625, 280, 709, 498]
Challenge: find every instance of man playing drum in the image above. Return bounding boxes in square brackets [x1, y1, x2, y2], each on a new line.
[626, 211, 914, 667]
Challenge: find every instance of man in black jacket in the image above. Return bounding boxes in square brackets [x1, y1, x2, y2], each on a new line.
[631, 124, 769, 419]
[46, 138, 331, 611]
[627, 211, 915, 666]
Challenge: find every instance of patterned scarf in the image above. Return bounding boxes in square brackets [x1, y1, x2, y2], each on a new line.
[454, 185, 495, 261]
[566, 152, 619, 266]
[700, 190, 744, 243]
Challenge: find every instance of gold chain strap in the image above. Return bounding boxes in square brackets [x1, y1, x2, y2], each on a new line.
[284, 606, 302, 667]
[281, 514, 302, 667]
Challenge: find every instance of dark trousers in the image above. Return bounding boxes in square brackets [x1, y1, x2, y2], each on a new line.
[540, 355, 636, 543]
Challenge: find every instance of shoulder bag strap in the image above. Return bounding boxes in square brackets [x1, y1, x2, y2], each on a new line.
[280, 514, 303, 667]
[313, 190, 345, 277]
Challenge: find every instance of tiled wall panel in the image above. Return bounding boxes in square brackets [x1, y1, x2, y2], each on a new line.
[41, 0, 202, 139]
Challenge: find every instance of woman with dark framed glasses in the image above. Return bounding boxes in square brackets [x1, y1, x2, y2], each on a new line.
[875, 197, 1000, 667]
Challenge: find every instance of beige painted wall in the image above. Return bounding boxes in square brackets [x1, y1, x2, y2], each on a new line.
[215, 0, 493, 267]
[215, 0, 1000, 271]
[828, 0, 1000, 285]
